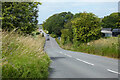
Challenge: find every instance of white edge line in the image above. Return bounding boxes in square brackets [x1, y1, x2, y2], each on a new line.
[76, 58, 94, 66]
[107, 69, 120, 74]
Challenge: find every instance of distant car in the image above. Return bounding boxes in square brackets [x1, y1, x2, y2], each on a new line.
[46, 37, 50, 41]
[47, 34, 49, 36]
[41, 33, 44, 37]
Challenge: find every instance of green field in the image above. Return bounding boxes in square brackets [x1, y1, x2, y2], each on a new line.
[2, 31, 50, 78]
[56, 37, 119, 59]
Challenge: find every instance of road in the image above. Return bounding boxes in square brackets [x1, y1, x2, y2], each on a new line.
[41, 29, 119, 79]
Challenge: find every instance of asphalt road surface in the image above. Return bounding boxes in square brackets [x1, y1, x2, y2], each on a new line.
[41, 29, 119, 79]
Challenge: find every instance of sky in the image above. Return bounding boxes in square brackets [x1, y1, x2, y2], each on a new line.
[37, 0, 119, 24]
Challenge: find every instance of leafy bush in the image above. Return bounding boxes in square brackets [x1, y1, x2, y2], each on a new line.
[2, 2, 41, 34]
[36, 32, 40, 35]
[61, 29, 72, 45]
[50, 34, 57, 38]
[71, 12, 101, 44]
[31, 31, 36, 36]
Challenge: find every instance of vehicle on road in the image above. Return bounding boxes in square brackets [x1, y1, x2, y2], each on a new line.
[44, 35, 118, 78]
[47, 34, 49, 36]
[46, 37, 50, 41]
[46, 34, 50, 41]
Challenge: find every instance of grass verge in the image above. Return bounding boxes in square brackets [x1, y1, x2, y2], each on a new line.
[56, 37, 119, 59]
[2, 31, 50, 78]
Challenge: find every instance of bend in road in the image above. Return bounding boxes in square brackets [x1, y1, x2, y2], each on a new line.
[41, 29, 119, 78]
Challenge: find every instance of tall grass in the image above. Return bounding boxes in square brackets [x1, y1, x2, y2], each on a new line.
[0, 29, 2, 77]
[56, 37, 119, 59]
[2, 31, 50, 78]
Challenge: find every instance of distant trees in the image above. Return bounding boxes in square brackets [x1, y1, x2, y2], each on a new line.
[61, 12, 101, 45]
[102, 12, 120, 29]
[2, 2, 41, 34]
[43, 12, 73, 36]
[43, 12, 102, 44]
[43, 11, 120, 45]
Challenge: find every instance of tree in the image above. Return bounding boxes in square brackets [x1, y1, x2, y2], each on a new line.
[61, 20, 73, 44]
[43, 12, 73, 36]
[61, 29, 72, 44]
[73, 13, 82, 19]
[71, 12, 101, 44]
[102, 12, 120, 29]
[2, 2, 41, 34]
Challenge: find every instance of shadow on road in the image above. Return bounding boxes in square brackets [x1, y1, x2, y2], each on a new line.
[48, 67, 55, 77]
[48, 57, 65, 78]
[50, 57, 65, 61]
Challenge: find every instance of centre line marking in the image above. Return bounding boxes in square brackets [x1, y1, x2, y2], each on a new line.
[76, 58, 94, 66]
[107, 69, 120, 74]
[64, 54, 67, 55]
[66, 54, 72, 57]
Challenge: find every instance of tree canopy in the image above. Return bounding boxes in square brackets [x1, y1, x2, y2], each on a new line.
[71, 12, 101, 43]
[102, 12, 120, 29]
[60, 12, 101, 45]
[43, 12, 73, 36]
[2, 2, 41, 34]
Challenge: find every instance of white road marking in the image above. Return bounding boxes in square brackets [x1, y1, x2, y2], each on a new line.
[66, 54, 72, 57]
[107, 69, 120, 74]
[64, 54, 67, 55]
[60, 52, 62, 54]
[76, 58, 94, 66]
[60, 52, 72, 57]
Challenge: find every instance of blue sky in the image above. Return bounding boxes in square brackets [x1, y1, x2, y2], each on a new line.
[37, 1, 119, 24]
